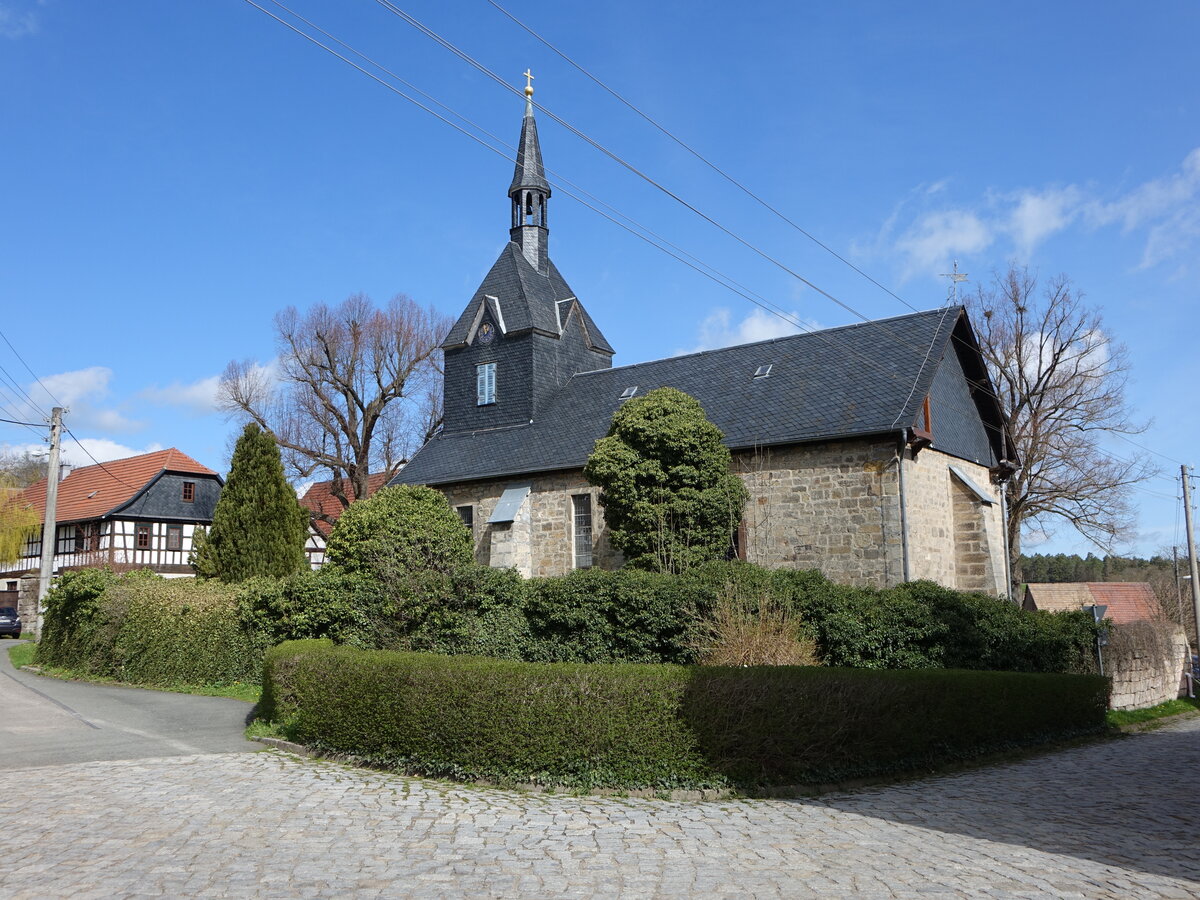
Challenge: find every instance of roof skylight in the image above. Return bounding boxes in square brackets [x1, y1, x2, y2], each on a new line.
[620, 386, 638, 400]
[753, 365, 773, 379]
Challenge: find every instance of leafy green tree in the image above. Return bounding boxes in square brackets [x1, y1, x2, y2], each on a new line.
[193, 423, 308, 582]
[584, 387, 748, 574]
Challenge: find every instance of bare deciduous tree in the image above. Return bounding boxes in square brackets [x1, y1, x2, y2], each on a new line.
[218, 294, 450, 525]
[968, 265, 1157, 583]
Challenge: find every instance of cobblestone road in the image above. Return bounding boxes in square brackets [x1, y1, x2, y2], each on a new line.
[2, 717, 1198, 898]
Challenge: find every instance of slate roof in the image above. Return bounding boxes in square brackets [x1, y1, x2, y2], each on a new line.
[398, 306, 994, 487]
[1023, 582, 1163, 624]
[508, 99, 550, 196]
[299, 472, 392, 537]
[442, 242, 613, 354]
[20, 449, 217, 524]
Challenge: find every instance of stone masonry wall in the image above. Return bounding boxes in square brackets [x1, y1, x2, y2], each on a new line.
[17, 575, 38, 641]
[903, 448, 1006, 595]
[438, 470, 620, 578]
[434, 438, 1008, 593]
[733, 439, 904, 589]
[1108, 622, 1190, 711]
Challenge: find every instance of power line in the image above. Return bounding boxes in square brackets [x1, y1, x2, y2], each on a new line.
[247, 1, 1178, 518]
[484, 0, 921, 315]
[0, 326, 63, 409]
[63, 426, 137, 489]
[0, 416, 43, 428]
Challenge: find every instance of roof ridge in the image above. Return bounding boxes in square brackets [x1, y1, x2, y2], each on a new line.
[576, 305, 957, 377]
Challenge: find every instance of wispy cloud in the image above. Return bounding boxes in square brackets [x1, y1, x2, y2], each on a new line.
[1, 437, 164, 469]
[6, 366, 141, 433]
[0, 2, 39, 39]
[683, 307, 818, 354]
[869, 147, 1200, 279]
[140, 374, 223, 415]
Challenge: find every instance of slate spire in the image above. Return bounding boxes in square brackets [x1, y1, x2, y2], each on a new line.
[509, 71, 551, 272]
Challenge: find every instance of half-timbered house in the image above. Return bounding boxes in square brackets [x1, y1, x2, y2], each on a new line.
[2, 448, 222, 579]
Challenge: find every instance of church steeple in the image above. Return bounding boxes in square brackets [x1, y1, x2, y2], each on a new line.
[509, 70, 550, 273]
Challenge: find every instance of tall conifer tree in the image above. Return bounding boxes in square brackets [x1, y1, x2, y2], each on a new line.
[193, 423, 307, 582]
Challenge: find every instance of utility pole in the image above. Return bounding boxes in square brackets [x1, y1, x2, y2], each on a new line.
[1182, 465, 1200, 660]
[36, 407, 63, 635]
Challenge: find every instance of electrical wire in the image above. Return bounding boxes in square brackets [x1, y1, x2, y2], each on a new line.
[247, 0, 1178, 531]
[484, 0, 922, 314]
[63, 426, 138, 489]
[0, 326, 63, 409]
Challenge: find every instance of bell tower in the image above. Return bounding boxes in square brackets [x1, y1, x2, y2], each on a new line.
[438, 73, 614, 436]
[509, 70, 551, 274]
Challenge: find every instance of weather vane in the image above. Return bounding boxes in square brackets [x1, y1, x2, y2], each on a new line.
[939, 259, 969, 305]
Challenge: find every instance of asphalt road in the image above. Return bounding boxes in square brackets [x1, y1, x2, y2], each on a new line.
[0, 639, 258, 769]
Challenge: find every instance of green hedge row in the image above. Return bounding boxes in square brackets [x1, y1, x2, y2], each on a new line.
[37, 569, 259, 686]
[262, 640, 1110, 790]
[243, 561, 1099, 674]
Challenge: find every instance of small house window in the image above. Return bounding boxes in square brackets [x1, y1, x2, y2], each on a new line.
[5, 581, 16, 592]
[182, 482, 195, 503]
[456, 505, 474, 533]
[166, 525, 183, 552]
[619, 386, 637, 401]
[753, 365, 772, 379]
[74, 525, 87, 551]
[135, 524, 152, 550]
[477, 362, 496, 405]
[572, 494, 593, 569]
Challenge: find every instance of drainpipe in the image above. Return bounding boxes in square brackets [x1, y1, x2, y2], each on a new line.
[896, 429, 911, 584]
[999, 479, 1014, 603]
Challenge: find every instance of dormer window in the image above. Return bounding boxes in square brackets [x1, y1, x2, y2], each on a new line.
[477, 362, 496, 406]
[182, 481, 195, 503]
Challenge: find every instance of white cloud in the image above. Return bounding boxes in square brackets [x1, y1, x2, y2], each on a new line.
[1005, 186, 1083, 258]
[140, 374, 223, 415]
[893, 209, 993, 281]
[0, 438, 163, 470]
[873, 146, 1200, 278]
[684, 307, 817, 354]
[4, 366, 141, 433]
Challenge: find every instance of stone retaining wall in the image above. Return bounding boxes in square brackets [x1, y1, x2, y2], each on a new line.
[1106, 621, 1189, 711]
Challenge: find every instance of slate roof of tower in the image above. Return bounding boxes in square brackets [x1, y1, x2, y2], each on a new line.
[441, 242, 614, 353]
[508, 102, 550, 196]
[399, 306, 1002, 487]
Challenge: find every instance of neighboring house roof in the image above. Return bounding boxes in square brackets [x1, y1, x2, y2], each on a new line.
[1023, 582, 1162, 624]
[299, 472, 391, 537]
[397, 305, 1010, 487]
[441, 242, 613, 354]
[19, 449, 217, 524]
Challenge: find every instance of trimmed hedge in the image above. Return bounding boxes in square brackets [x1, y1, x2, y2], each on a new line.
[37, 569, 259, 686]
[262, 640, 1110, 791]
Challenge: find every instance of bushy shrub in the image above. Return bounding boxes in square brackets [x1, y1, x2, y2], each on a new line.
[262, 641, 1109, 791]
[37, 567, 123, 669]
[37, 568, 258, 685]
[235, 571, 395, 651]
[523, 568, 706, 664]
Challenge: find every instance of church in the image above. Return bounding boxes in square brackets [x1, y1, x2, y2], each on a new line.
[393, 83, 1016, 595]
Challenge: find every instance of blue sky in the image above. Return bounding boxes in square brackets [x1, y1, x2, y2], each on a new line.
[1, 0, 1196, 558]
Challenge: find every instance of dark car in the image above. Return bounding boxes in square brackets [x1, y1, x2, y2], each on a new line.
[0, 607, 20, 639]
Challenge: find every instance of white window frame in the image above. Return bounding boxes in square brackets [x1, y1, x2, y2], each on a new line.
[476, 362, 496, 406]
[572, 493, 593, 569]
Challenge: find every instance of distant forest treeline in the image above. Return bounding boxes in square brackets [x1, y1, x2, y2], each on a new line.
[1020, 552, 1179, 584]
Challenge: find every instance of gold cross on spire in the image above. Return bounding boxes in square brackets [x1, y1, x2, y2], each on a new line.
[523, 68, 535, 98]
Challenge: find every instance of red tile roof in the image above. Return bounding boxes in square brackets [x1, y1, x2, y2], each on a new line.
[300, 472, 391, 536]
[19, 449, 217, 524]
[1023, 582, 1162, 624]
